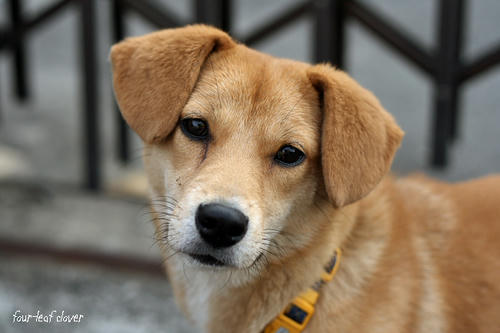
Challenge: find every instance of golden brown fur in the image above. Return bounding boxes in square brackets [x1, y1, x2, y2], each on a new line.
[111, 25, 500, 332]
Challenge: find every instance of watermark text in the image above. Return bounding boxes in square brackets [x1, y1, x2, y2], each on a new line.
[12, 310, 84, 324]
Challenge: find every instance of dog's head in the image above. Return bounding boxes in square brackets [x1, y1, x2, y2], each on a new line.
[111, 25, 403, 280]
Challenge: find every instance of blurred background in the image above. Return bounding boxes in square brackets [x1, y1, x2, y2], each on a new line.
[0, 0, 499, 332]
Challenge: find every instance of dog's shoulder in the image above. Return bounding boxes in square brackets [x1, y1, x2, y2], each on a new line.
[395, 174, 500, 332]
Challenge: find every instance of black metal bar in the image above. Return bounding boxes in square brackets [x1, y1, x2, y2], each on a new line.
[346, 0, 436, 76]
[0, 0, 73, 51]
[220, 0, 231, 33]
[460, 42, 500, 82]
[447, 0, 465, 142]
[112, 0, 130, 163]
[0, 30, 8, 50]
[195, 0, 212, 26]
[313, 0, 345, 67]
[240, 1, 311, 46]
[80, 0, 100, 190]
[8, 0, 29, 100]
[431, 0, 464, 166]
[0, 237, 164, 276]
[195, 0, 232, 32]
[120, 0, 185, 29]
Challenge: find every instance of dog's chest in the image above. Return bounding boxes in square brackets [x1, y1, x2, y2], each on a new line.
[186, 278, 215, 329]
[170, 261, 220, 331]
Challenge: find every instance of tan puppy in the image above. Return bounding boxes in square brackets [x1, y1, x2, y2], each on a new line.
[111, 25, 500, 333]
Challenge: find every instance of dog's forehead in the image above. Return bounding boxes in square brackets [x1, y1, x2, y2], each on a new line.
[188, 45, 321, 148]
[200, 45, 314, 106]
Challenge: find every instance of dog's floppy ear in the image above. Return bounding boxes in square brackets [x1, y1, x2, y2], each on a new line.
[307, 64, 404, 207]
[110, 25, 235, 143]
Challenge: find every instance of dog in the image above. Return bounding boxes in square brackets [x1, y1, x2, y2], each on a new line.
[111, 25, 500, 333]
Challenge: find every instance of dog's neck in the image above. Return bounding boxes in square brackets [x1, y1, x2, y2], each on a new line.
[166, 178, 395, 333]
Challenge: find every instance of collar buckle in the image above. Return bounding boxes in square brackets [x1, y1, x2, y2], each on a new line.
[263, 248, 342, 333]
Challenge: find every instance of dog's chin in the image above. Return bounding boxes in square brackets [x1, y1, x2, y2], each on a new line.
[175, 249, 268, 286]
[187, 253, 228, 267]
[180, 250, 264, 272]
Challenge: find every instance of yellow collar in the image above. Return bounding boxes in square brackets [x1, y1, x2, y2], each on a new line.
[263, 248, 342, 333]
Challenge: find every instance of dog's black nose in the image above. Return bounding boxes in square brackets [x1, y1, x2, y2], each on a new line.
[195, 203, 248, 248]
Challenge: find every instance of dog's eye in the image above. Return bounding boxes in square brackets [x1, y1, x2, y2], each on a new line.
[274, 145, 305, 167]
[181, 118, 209, 140]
